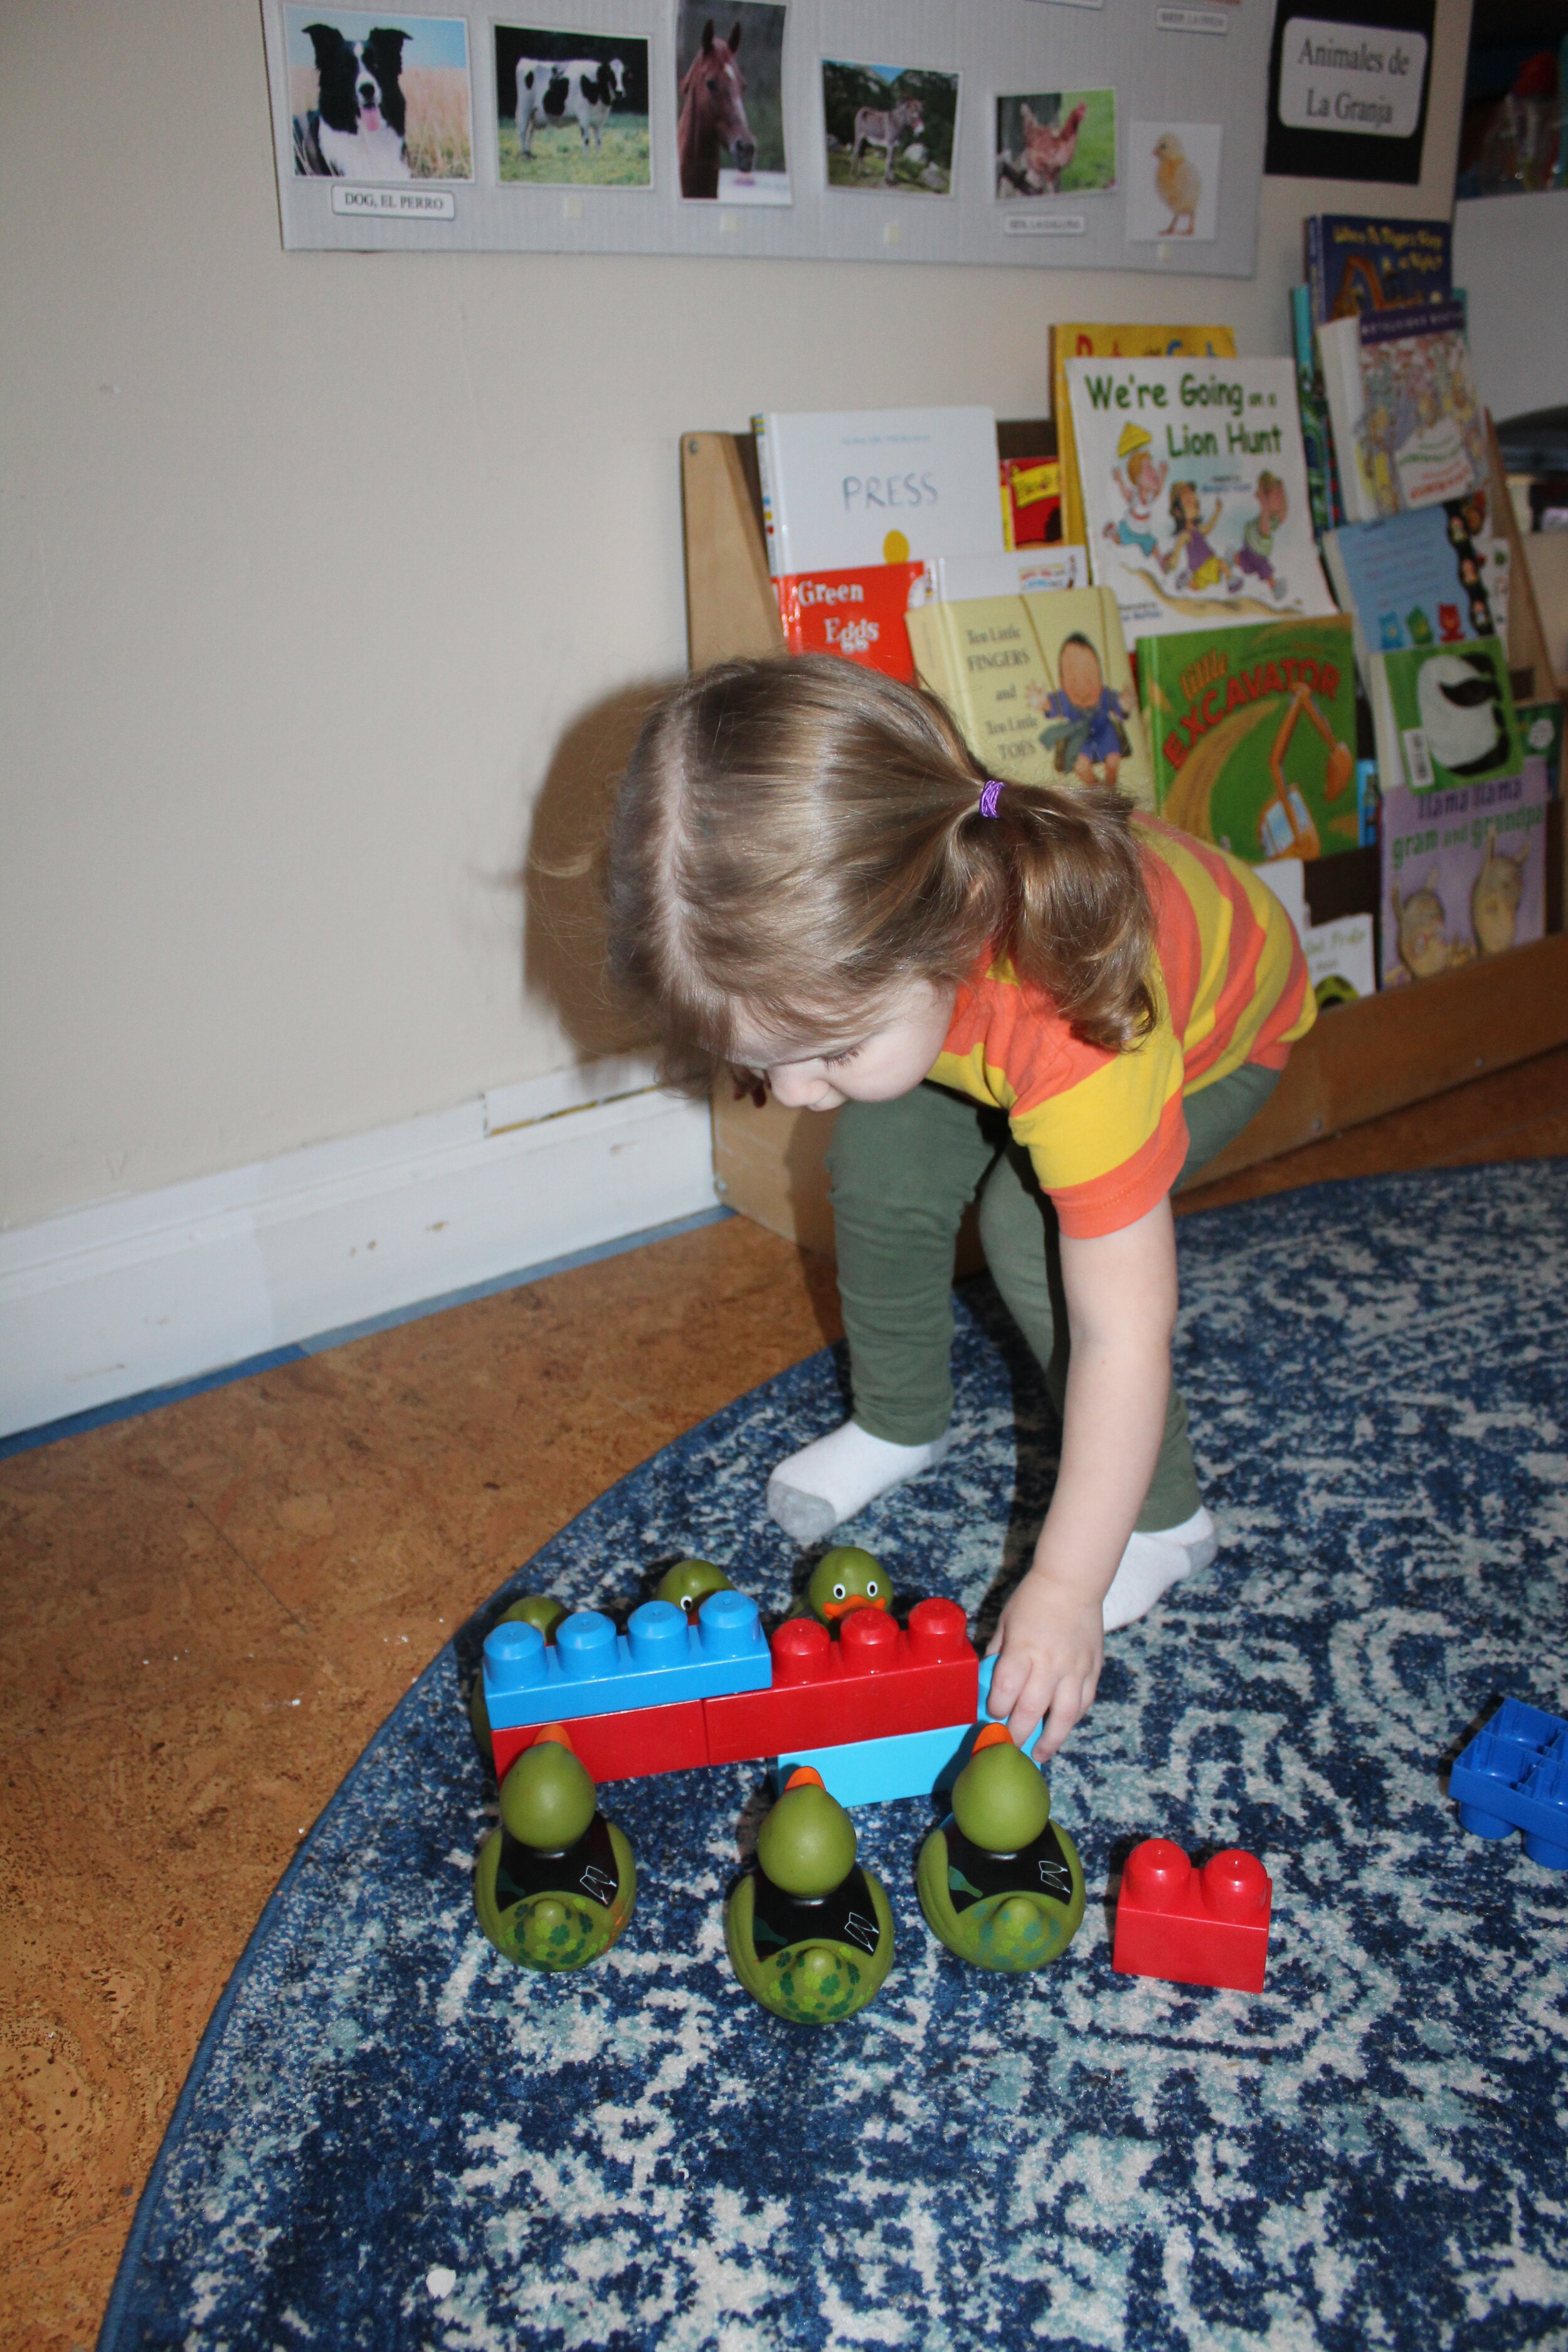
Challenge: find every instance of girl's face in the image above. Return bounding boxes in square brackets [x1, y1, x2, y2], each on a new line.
[735, 979, 958, 1112]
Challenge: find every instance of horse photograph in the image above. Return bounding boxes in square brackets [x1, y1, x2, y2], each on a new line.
[822, 61, 959, 196]
[995, 87, 1116, 201]
[493, 24, 650, 187]
[675, 3, 789, 204]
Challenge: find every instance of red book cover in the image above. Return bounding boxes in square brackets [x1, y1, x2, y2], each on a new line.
[1000, 456, 1062, 548]
[774, 561, 924, 681]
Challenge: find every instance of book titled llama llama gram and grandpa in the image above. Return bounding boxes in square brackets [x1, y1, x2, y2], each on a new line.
[904, 586, 1155, 811]
[1065, 355, 1335, 644]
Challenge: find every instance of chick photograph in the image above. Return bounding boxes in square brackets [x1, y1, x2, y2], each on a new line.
[1126, 116, 1221, 241]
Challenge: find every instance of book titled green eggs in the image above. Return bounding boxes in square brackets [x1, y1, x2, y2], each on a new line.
[1138, 613, 1360, 863]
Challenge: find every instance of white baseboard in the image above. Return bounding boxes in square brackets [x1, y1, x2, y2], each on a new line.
[0, 1065, 716, 1439]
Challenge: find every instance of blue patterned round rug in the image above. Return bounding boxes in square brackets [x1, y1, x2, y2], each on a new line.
[101, 1165, 1568, 2351]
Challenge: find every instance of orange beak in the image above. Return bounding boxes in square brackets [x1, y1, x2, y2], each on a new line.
[820, 1592, 891, 1621]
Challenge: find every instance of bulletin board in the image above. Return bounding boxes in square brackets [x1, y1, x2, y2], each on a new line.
[260, 0, 1272, 273]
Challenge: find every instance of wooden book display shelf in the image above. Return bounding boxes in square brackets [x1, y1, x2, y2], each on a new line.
[679, 421, 1568, 1256]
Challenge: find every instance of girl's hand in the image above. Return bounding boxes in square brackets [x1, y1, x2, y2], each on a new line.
[985, 1572, 1104, 1761]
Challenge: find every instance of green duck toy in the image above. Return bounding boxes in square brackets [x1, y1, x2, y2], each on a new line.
[469, 1592, 568, 1769]
[916, 1725, 1086, 1972]
[725, 1767, 894, 2024]
[789, 1545, 894, 1627]
[474, 1729, 636, 1971]
[655, 1557, 734, 1619]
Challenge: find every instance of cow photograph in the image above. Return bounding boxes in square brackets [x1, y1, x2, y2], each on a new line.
[494, 24, 650, 186]
[674, 3, 789, 204]
[822, 61, 958, 196]
[287, 7, 473, 181]
[995, 87, 1116, 202]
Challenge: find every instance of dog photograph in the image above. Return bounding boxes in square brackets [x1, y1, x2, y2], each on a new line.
[287, 8, 472, 179]
[674, 4, 790, 204]
[1125, 119, 1222, 241]
[995, 87, 1115, 201]
[822, 61, 960, 195]
[494, 26, 650, 187]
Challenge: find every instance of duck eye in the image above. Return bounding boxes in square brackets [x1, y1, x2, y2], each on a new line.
[865, 1579, 879, 1596]
[832, 1583, 846, 1601]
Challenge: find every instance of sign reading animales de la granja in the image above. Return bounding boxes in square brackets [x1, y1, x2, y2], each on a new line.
[1266, 0, 1434, 184]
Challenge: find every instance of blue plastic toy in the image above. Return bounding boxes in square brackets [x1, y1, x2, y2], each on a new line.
[483, 1590, 770, 1731]
[1450, 1697, 1568, 1870]
[771, 1654, 1046, 1806]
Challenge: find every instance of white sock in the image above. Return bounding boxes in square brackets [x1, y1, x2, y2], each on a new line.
[1101, 1506, 1218, 1633]
[766, 1422, 954, 1544]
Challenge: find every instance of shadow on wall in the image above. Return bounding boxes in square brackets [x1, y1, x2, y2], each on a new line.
[519, 676, 682, 1059]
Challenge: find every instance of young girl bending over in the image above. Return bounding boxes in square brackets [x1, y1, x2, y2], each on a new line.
[607, 657, 1313, 1756]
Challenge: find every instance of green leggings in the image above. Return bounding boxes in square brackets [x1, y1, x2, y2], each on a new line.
[825, 1063, 1279, 1533]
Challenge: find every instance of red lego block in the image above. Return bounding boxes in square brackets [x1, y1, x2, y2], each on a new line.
[1112, 1839, 1272, 1992]
[702, 1598, 977, 1766]
[492, 1696, 708, 1786]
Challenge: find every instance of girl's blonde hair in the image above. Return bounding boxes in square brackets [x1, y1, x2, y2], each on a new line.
[607, 655, 1155, 1078]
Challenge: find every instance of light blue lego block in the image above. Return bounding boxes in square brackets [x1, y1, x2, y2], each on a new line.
[773, 1720, 977, 1806]
[771, 1657, 1045, 1807]
[483, 1590, 770, 1730]
[1451, 1697, 1568, 1869]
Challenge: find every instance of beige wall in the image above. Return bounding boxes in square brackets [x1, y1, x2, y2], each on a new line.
[0, 0, 1471, 1229]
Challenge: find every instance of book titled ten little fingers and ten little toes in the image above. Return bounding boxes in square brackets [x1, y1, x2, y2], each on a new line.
[755, 213, 1559, 1000]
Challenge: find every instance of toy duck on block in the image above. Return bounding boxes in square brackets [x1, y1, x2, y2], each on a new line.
[469, 1593, 567, 1768]
[790, 1545, 894, 1626]
[725, 1767, 894, 2023]
[474, 1726, 635, 1971]
[917, 1725, 1086, 1970]
[655, 1558, 735, 1619]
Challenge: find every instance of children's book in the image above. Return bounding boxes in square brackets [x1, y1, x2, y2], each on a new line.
[751, 408, 1002, 578]
[1137, 613, 1359, 862]
[1067, 354, 1335, 643]
[926, 547, 1089, 601]
[773, 561, 925, 680]
[1000, 456, 1061, 548]
[1318, 302, 1487, 524]
[1305, 913, 1376, 1005]
[1051, 322, 1236, 550]
[1291, 284, 1341, 539]
[1305, 215, 1452, 326]
[904, 587, 1155, 810]
[1380, 768, 1546, 987]
[1369, 636, 1524, 798]
[1322, 493, 1496, 689]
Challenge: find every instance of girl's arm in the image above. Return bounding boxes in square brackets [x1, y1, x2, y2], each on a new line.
[985, 1195, 1179, 1757]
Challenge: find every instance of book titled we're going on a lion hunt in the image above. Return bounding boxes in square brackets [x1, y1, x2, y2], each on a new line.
[1066, 354, 1335, 644]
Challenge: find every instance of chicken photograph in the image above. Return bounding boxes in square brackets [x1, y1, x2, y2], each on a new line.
[1153, 130, 1202, 234]
[994, 87, 1115, 199]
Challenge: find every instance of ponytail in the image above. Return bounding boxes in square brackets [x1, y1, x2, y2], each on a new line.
[608, 655, 1156, 1072]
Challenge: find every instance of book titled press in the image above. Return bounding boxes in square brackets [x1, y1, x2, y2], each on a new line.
[752, 406, 1004, 577]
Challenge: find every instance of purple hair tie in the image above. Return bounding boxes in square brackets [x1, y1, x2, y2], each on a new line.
[978, 780, 1006, 818]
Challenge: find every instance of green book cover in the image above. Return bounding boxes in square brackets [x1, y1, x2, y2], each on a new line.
[1138, 613, 1359, 862]
[1374, 638, 1524, 795]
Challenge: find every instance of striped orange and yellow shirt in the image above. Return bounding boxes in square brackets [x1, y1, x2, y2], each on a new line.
[926, 820, 1314, 1239]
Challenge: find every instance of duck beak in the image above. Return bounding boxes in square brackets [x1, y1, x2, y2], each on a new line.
[821, 1592, 891, 1621]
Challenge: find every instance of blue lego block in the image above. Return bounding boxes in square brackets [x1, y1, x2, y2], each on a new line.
[771, 1656, 1046, 1807]
[1450, 1697, 1568, 1870]
[483, 1591, 770, 1731]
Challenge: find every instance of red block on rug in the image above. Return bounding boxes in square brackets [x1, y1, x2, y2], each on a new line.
[1112, 1839, 1273, 1992]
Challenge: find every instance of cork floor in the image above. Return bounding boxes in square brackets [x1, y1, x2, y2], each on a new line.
[7, 1045, 1568, 2352]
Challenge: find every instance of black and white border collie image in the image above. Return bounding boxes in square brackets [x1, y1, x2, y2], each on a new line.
[514, 55, 628, 159]
[293, 24, 412, 179]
